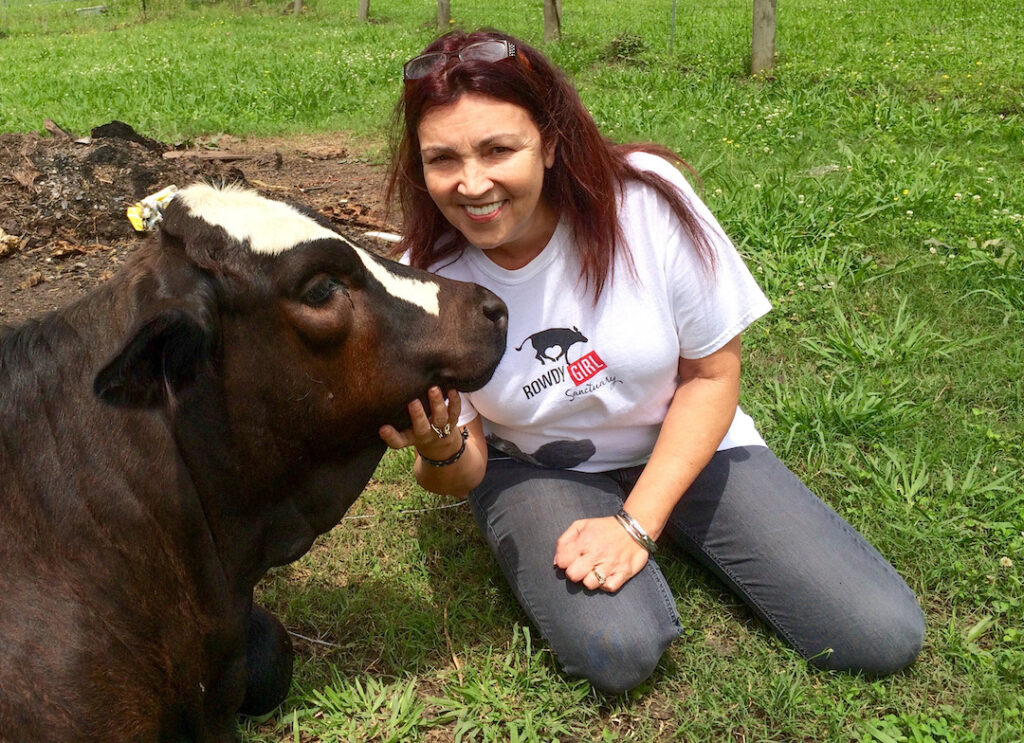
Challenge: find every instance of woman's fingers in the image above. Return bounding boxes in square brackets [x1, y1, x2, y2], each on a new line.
[408, 397, 432, 438]
[376, 387, 464, 453]
[446, 389, 462, 424]
[554, 517, 650, 592]
[378, 424, 411, 450]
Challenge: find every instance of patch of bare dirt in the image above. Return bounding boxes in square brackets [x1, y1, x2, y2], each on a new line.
[0, 122, 395, 324]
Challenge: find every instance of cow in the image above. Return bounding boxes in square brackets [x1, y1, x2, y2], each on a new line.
[0, 183, 508, 742]
[515, 326, 588, 365]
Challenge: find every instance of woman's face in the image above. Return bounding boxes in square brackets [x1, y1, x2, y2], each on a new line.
[417, 93, 557, 269]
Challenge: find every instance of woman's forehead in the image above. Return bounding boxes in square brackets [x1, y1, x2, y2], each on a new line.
[418, 93, 540, 147]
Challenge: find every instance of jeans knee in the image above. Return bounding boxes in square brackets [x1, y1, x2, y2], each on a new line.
[811, 595, 926, 676]
[553, 622, 675, 694]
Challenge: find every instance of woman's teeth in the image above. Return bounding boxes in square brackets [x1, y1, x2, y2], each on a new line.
[465, 202, 503, 216]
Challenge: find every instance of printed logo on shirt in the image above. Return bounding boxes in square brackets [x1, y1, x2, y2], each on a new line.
[567, 351, 606, 384]
[515, 326, 588, 366]
[516, 325, 621, 401]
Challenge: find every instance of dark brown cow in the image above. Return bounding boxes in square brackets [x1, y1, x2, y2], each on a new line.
[0, 184, 507, 742]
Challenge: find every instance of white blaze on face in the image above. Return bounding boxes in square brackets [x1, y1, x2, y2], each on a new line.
[178, 183, 440, 316]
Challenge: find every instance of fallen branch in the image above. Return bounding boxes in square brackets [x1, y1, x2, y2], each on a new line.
[162, 150, 258, 162]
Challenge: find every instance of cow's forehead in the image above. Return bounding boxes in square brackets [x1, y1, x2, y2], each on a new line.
[178, 183, 340, 253]
[177, 184, 439, 316]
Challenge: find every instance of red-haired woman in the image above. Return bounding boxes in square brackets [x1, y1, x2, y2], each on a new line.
[379, 30, 923, 693]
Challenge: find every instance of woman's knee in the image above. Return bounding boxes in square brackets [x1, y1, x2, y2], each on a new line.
[551, 619, 677, 694]
[807, 592, 925, 676]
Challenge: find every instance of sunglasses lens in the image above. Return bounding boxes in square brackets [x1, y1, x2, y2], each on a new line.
[404, 52, 446, 80]
[461, 41, 510, 63]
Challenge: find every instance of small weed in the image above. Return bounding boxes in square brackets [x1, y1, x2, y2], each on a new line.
[604, 33, 646, 64]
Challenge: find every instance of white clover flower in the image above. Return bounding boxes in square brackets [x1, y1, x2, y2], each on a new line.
[954, 193, 963, 201]
[1000, 556, 1013, 568]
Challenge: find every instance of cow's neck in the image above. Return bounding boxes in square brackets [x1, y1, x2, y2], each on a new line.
[172, 385, 386, 593]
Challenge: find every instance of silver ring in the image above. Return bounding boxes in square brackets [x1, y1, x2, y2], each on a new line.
[592, 567, 606, 586]
[429, 422, 451, 439]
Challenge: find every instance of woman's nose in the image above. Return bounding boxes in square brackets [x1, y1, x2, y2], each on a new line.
[457, 160, 493, 197]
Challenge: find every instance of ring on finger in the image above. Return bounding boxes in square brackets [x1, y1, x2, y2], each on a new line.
[592, 566, 606, 586]
[429, 422, 451, 439]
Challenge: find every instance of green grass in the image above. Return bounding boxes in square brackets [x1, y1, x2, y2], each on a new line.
[3, 0, 1024, 740]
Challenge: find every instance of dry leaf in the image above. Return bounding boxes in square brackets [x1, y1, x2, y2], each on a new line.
[19, 272, 45, 289]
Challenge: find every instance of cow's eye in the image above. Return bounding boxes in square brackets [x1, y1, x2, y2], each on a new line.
[302, 277, 345, 306]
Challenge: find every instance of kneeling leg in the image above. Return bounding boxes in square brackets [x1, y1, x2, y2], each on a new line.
[239, 604, 294, 716]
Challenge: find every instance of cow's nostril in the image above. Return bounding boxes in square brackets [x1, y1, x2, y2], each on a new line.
[482, 296, 508, 328]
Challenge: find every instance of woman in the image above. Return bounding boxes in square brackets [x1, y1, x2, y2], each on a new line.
[378, 29, 924, 693]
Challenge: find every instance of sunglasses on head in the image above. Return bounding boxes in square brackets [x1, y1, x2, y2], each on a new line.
[403, 39, 517, 81]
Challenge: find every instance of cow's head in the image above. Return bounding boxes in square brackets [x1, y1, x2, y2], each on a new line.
[94, 183, 507, 455]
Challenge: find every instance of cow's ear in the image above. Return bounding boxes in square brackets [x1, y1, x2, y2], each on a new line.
[94, 298, 216, 409]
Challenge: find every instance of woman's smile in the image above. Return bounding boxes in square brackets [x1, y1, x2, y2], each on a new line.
[463, 200, 507, 220]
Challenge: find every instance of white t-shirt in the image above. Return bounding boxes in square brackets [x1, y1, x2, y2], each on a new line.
[426, 152, 772, 473]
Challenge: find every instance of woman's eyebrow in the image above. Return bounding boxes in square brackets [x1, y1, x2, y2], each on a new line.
[420, 145, 454, 157]
[421, 133, 525, 157]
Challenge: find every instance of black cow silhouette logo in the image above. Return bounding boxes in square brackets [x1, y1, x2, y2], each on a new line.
[516, 326, 588, 365]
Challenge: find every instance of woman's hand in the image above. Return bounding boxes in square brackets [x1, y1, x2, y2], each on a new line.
[553, 516, 650, 593]
[379, 386, 464, 462]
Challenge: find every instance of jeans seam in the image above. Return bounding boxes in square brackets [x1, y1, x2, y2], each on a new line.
[671, 518, 811, 659]
[645, 559, 684, 633]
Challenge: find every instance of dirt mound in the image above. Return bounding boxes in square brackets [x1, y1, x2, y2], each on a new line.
[0, 122, 394, 322]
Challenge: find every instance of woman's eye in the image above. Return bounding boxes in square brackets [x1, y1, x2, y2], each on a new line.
[302, 277, 344, 306]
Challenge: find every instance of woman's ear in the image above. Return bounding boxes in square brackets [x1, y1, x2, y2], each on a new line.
[543, 139, 556, 169]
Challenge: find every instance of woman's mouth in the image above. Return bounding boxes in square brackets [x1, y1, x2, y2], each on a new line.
[463, 201, 506, 221]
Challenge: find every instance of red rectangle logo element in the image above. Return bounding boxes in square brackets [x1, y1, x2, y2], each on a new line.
[568, 351, 607, 385]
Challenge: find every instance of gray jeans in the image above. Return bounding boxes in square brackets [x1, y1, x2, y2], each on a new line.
[468, 446, 925, 694]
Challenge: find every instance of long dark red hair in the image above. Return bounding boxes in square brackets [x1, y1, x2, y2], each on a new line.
[385, 29, 714, 299]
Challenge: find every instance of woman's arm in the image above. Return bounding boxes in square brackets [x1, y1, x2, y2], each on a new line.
[379, 386, 489, 497]
[553, 334, 742, 592]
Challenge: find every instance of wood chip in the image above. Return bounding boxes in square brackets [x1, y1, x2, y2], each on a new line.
[12, 165, 41, 191]
[162, 150, 256, 162]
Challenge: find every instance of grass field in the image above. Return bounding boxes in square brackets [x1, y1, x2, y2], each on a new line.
[3, 0, 1023, 740]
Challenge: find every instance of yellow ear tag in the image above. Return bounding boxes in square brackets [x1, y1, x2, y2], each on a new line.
[126, 184, 179, 232]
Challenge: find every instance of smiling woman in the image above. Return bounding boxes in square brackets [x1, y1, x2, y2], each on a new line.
[377, 28, 925, 696]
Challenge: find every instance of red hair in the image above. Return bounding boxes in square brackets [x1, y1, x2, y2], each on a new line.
[385, 29, 714, 300]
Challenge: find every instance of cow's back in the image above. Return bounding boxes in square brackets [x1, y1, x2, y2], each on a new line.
[0, 299, 241, 742]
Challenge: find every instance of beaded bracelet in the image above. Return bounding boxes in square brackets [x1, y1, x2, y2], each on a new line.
[615, 508, 658, 554]
[419, 428, 470, 467]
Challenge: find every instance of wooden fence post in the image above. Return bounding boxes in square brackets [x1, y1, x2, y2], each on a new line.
[437, 0, 450, 29]
[751, 0, 776, 75]
[358, 0, 369, 22]
[543, 0, 562, 42]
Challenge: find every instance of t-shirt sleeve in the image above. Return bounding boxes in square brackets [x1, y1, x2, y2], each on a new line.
[456, 393, 479, 427]
[634, 154, 772, 359]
